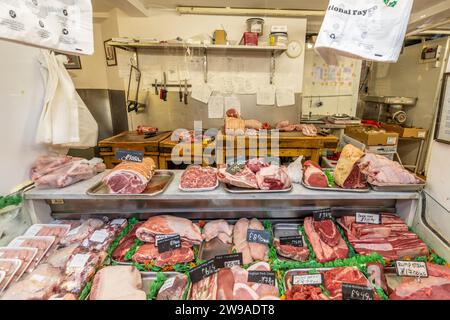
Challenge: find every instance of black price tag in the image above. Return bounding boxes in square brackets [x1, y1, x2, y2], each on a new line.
[247, 271, 276, 286]
[246, 229, 270, 244]
[313, 208, 333, 221]
[395, 261, 429, 278]
[157, 234, 181, 253]
[214, 253, 243, 269]
[355, 212, 381, 225]
[279, 235, 303, 247]
[292, 274, 323, 286]
[342, 283, 374, 300]
[189, 259, 218, 284]
[115, 149, 144, 162]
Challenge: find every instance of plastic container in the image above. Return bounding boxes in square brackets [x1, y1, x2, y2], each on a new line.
[246, 18, 264, 35]
[269, 32, 288, 47]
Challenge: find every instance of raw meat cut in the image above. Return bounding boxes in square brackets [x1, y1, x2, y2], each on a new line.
[232, 218, 268, 264]
[89, 266, 146, 300]
[337, 214, 429, 260]
[203, 220, 233, 244]
[30, 155, 79, 180]
[180, 165, 217, 189]
[303, 161, 328, 188]
[136, 125, 158, 135]
[157, 274, 188, 300]
[273, 239, 309, 261]
[286, 285, 329, 300]
[303, 217, 349, 263]
[79, 220, 126, 252]
[132, 242, 194, 267]
[60, 219, 104, 246]
[24, 224, 70, 246]
[33, 158, 106, 189]
[190, 273, 218, 300]
[0, 259, 21, 292]
[0, 247, 38, 279]
[45, 243, 79, 269]
[48, 293, 77, 300]
[136, 215, 202, 245]
[297, 124, 318, 137]
[389, 263, 450, 300]
[59, 250, 106, 295]
[255, 165, 291, 190]
[216, 269, 234, 300]
[103, 157, 156, 194]
[359, 153, 420, 185]
[323, 267, 375, 300]
[246, 158, 269, 173]
[112, 222, 143, 261]
[1, 263, 63, 300]
[217, 165, 258, 189]
[7, 236, 55, 270]
[286, 156, 303, 184]
[233, 283, 259, 300]
[334, 144, 367, 189]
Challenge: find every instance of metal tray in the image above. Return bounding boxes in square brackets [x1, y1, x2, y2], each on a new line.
[86, 170, 174, 197]
[273, 223, 308, 262]
[198, 237, 233, 261]
[224, 184, 293, 194]
[301, 180, 370, 193]
[179, 179, 219, 192]
[141, 271, 190, 300]
[369, 176, 426, 192]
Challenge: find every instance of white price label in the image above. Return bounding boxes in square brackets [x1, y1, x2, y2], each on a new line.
[292, 274, 323, 286]
[355, 212, 381, 225]
[418, 132, 426, 138]
[68, 253, 90, 269]
[66, 225, 81, 236]
[89, 229, 109, 243]
[110, 219, 126, 226]
[159, 277, 176, 293]
[395, 261, 428, 278]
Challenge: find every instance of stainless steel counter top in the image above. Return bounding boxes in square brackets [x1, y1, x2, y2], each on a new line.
[25, 170, 419, 201]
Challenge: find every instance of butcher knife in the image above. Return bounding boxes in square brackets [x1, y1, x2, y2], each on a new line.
[183, 79, 188, 105]
[179, 80, 183, 102]
[154, 79, 159, 95]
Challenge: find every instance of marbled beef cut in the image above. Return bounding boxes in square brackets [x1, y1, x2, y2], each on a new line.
[180, 165, 217, 189]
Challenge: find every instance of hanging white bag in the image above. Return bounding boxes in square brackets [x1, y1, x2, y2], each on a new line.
[54, 54, 98, 149]
[314, 0, 414, 65]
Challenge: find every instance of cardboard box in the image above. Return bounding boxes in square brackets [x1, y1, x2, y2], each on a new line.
[345, 125, 398, 146]
[381, 124, 427, 139]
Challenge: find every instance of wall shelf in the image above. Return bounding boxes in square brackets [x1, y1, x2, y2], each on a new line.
[109, 41, 287, 85]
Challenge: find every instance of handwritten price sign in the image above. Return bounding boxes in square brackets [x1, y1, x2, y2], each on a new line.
[395, 261, 429, 278]
[247, 229, 270, 244]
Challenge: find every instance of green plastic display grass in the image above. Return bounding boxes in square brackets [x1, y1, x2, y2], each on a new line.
[124, 239, 144, 261]
[0, 194, 22, 210]
[78, 281, 92, 300]
[147, 272, 167, 300]
[107, 217, 140, 258]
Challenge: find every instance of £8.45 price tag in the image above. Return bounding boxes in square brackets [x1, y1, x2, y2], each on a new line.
[395, 261, 428, 278]
[246, 229, 270, 244]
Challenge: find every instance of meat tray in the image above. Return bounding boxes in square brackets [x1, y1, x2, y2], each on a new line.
[223, 184, 293, 193]
[198, 237, 233, 261]
[301, 180, 370, 193]
[178, 179, 219, 192]
[141, 271, 190, 300]
[272, 223, 307, 261]
[86, 170, 174, 197]
[368, 176, 426, 192]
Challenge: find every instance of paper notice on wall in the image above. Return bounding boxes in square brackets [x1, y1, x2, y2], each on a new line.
[0, 1, 93, 55]
[276, 88, 295, 107]
[191, 83, 213, 104]
[257, 85, 276, 106]
[224, 95, 241, 114]
[208, 95, 224, 119]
